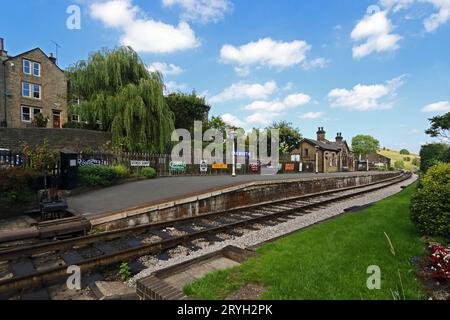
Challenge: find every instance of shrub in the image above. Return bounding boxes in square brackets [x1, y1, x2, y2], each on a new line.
[403, 157, 411, 162]
[394, 160, 405, 170]
[0, 167, 39, 193]
[411, 162, 450, 239]
[139, 167, 157, 179]
[112, 165, 129, 178]
[78, 165, 126, 187]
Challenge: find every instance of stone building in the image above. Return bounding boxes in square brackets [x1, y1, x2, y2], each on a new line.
[356, 152, 392, 171]
[0, 38, 68, 129]
[291, 127, 354, 173]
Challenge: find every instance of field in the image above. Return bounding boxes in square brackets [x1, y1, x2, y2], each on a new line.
[184, 184, 426, 300]
[378, 148, 420, 171]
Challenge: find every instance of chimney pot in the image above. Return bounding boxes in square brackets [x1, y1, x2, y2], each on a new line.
[0, 38, 4, 51]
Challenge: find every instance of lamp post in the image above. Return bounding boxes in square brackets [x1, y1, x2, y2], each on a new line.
[229, 131, 238, 177]
[315, 146, 320, 174]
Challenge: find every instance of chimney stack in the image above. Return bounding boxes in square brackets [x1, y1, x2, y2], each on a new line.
[49, 53, 57, 64]
[0, 38, 8, 59]
[317, 127, 326, 142]
[336, 132, 343, 143]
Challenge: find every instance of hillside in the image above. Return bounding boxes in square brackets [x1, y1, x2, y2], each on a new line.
[378, 148, 420, 171]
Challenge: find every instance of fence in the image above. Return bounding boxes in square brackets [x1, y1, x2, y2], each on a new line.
[1, 149, 303, 177]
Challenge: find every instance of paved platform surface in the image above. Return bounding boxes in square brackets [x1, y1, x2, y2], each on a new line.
[67, 172, 389, 217]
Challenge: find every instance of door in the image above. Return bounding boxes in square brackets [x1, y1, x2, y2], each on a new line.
[53, 111, 61, 128]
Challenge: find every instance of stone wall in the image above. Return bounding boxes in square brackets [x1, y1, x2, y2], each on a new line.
[0, 128, 112, 152]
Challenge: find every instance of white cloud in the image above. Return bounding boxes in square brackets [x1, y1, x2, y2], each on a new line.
[221, 113, 246, 128]
[209, 81, 277, 103]
[422, 100, 450, 112]
[351, 11, 402, 58]
[148, 62, 184, 76]
[234, 66, 250, 77]
[300, 112, 326, 119]
[90, 0, 199, 53]
[162, 0, 232, 23]
[165, 81, 188, 93]
[246, 112, 278, 126]
[220, 37, 311, 68]
[283, 93, 312, 107]
[380, 0, 450, 32]
[328, 75, 406, 111]
[301, 57, 330, 70]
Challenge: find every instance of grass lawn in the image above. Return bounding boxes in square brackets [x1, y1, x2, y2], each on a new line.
[378, 149, 420, 171]
[184, 183, 427, 300]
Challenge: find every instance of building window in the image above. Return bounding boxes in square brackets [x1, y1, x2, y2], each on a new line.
[21, 106, 31, 122]
[32, 84, 41, 99]
[21, 106, 42, 123]
[23, 60, 31, 75]
[71, 114, 80, 122]
[22, 82, 31, 97]
[304, 149, 309, 157]
[33, 62, 41, 77]
[22, 82, 41, 99]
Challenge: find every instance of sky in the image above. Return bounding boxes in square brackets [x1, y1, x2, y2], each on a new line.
[1, 0, 450, 153]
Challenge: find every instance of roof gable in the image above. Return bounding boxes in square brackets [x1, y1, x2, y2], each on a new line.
[4, 48, 64, 73]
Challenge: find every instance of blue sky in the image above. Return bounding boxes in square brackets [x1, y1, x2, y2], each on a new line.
[1, 0, 450, 153]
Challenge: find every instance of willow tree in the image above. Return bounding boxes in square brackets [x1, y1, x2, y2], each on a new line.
[66, 47, 175, 153]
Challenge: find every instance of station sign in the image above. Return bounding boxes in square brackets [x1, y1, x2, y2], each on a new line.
[212, 163, 228, 170]
[131, 160, 151, 167]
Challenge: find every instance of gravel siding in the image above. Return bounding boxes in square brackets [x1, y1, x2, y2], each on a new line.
[130, 174, 418, 287]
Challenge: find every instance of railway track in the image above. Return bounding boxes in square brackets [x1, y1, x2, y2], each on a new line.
[0, 173, 411, 296]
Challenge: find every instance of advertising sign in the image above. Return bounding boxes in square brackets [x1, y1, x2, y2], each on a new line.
[285, 163, 295, 171]
[212, 163, 228, 170]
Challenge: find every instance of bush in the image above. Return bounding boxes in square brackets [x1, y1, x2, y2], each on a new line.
[411, 162, 450, 239]
[394, 160, 405, 170]
[78, 165, 128, 188]
[139, 167, 157, 179]
[0, 167, 39, 193]
[403, 157, 411, 162]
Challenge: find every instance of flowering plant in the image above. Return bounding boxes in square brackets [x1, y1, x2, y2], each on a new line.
[428, 245, 450, 282]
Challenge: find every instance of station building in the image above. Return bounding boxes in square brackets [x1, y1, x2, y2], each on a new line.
[292, 127, 354, 173]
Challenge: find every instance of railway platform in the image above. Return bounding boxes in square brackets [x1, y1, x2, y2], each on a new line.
[67, 171, 392, 217]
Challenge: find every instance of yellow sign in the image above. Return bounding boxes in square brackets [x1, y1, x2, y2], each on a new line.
[212, 163, 228, 169]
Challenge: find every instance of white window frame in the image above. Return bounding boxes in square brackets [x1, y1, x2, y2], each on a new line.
[21, 106, 31, 123]
[22, 82, 41, 100]
[33, 62, 41, 77]
[23, 59, 31, 75]
[22, 82, 31, 98]
[21, 106, 42, 123]
[32, 83, 41, 99]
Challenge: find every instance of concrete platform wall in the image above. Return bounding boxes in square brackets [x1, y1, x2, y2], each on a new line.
[90, 172, 401, 231]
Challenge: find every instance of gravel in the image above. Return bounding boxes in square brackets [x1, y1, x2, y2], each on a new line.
[129, 175, 418, 287]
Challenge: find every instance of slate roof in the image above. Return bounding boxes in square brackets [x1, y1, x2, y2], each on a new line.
[303, 138, 343, 152]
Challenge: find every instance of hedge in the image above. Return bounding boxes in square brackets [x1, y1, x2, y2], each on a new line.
[411, 162, 450, 239]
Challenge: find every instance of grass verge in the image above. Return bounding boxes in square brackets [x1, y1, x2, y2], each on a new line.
[184, 183, 426, 300]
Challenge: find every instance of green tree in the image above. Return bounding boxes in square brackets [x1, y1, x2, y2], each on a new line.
[266, 121, 303, 153]
[166, 91, 210, 132]
[419, 143, 449, 172]
[351, 135, 380, 160]
[425, 112, 450, 141]
[399, 149, 410, 155]
[411, 158, 420, 167]
[394, 160, 405, 170]
[66, 47, 175, 153]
